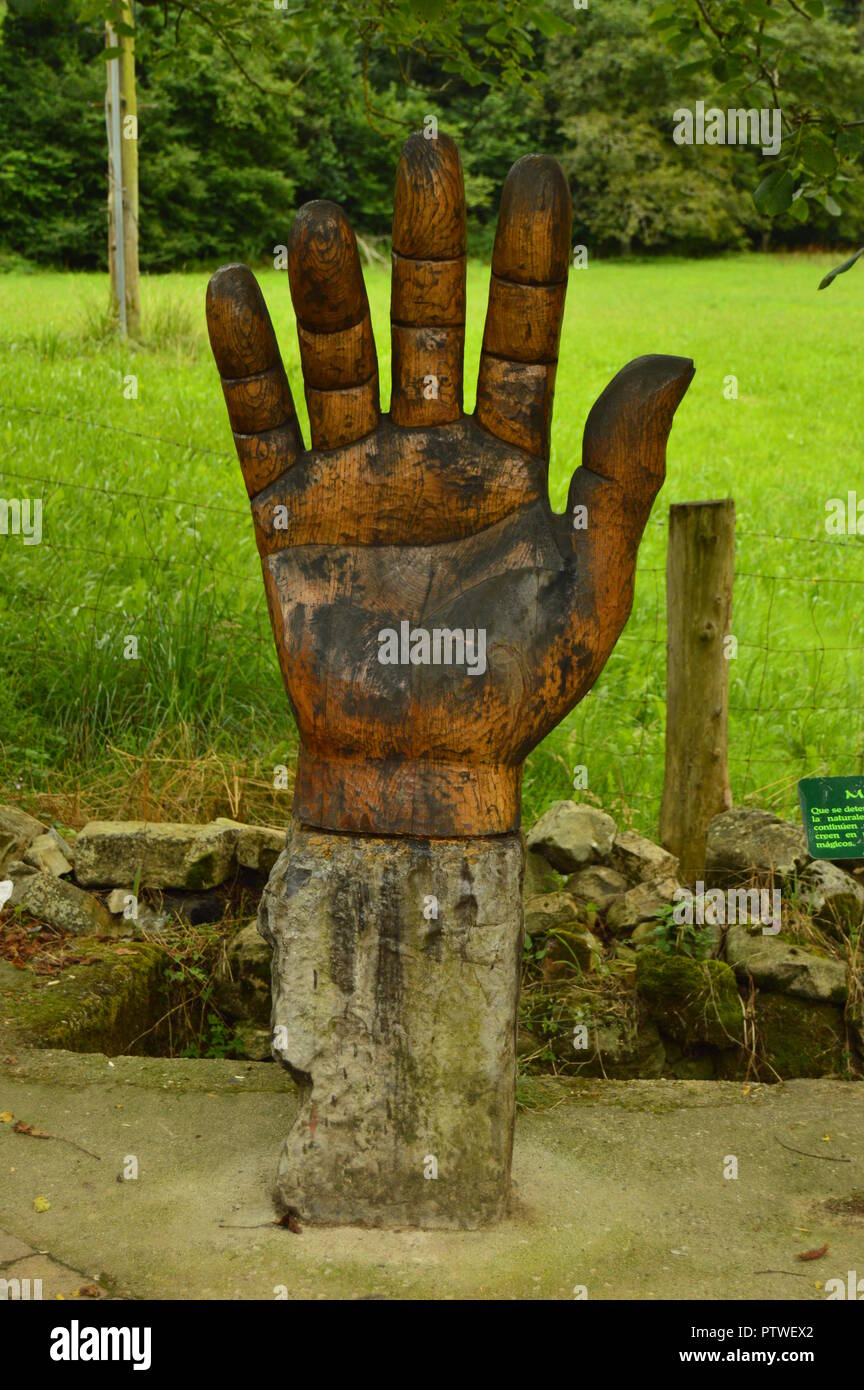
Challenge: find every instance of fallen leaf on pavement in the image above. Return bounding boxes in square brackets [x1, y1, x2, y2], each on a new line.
[14, 1120, 51, 1139]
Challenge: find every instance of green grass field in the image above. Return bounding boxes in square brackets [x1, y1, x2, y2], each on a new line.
[1, 253, 862, 835]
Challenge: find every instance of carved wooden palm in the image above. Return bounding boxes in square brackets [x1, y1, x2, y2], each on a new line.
[206, 133, 693, 838]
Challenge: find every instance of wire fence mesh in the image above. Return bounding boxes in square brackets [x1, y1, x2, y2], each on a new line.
[2, 399, 862, 834]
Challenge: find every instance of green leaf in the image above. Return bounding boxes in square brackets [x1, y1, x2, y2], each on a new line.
[666, 29, 693, 55]
[821, 193, 842, 215]
[674, 57, 711, 78]
[799, 129, 838, 178]
[649, 2, 679, 22]
[787, 195, 809, 224]
[753, 167, 795, 216]
[743, 0, 775, 17]
[817, 247, 864, 290]
[836, 127, 864, 157]
[414, 0, 446, 20]
[803, 0, 825, 17]
[531, 10, 569, 38]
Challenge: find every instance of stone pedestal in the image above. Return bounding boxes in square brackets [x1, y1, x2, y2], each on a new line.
[258, 820, 524, 1229]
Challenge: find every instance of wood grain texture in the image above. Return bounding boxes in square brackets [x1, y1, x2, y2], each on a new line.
[391, 254, 465, 327]
[205, 133, 695, 837]
[206, 264, 302, 496]
[476, 154, 572, 462]
[306, 377, 380, 453]
[234, 421, 303, 498]
[391, 133, 466, 427]
[288, 199, 379, 449]
[392, 132, 466, 260]
[660, 499, 734, 881]
[288, 200, 369, 331]
[390, 325, 463, 426]
[296, 318, 376, 392]
[249, 417, 545, 553]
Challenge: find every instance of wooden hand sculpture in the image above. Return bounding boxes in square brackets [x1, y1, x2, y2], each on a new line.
[206, 133, 693, 838]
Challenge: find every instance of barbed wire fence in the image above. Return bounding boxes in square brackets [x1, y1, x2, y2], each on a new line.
[2, 400, 863, 833]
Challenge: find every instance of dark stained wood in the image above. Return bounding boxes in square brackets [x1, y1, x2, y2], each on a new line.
[220, 366, 295, 437]
[296, 319, 376, 392]
[390, 133, 466, 427]
[305, 377, 380, 453]
[288, 199, 379, 450]
[233, 422, 304, 499]
[205, 134, 695, 839]
[206, 264, 302, 497]
[249, 417, 546, 552]
[288, 200, 370, 331]
[391, 254, 465, 327]
[475, 358, 557, 459]
[476, 154, 572, 462]
[481, 277, 567, 363]
[391, 132, 466, 260]
[390, 325, 463, 426]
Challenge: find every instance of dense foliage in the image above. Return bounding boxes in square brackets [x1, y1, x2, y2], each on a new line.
[1, 0, 863, 270]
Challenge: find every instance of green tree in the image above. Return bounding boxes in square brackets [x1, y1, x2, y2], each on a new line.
[648, 0, 864, 284]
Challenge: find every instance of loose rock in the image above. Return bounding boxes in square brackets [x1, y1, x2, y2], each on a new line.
[0, 805, 47, 874]
[751, 993, 847, 1079]
[524, 892, 582, 939]
[74, 821, 236, 890]
[6, 864, 116, 936]
[705, 808, 809, 888]
[214, 818, 286, 876]
[23, 832, 73, 878]
[213, 920, 272, 1028]
[523, 847, 564, 900]
[610, 830, 678, 885]
[724, 925, 847, 1004]
[565, 865, 628, 913]
[798, 860, 864, 938]
[527, 801, 617, 874]
[606, 875, 681, 938]
[542, 927, 603, 979]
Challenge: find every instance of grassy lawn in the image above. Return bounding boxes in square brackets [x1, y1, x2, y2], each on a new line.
[1, 253, 862, 835]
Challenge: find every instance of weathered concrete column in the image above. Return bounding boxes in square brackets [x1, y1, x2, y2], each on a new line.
[259, 821, 524, 1229]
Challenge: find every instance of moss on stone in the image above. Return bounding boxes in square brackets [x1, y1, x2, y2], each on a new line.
[753, 992, 847, 1079]
[184, 851, 217, 891]
[636, 947, 743, 1048]
[0, 940, 173, 1056]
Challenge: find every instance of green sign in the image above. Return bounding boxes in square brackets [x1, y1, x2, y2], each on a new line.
[798, 776, 864, 860]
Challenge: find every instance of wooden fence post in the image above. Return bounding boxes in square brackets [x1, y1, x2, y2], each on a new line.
[660, 498, 735, 883]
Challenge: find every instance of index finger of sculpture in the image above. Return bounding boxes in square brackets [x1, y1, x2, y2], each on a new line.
[205, 264, 303, 498]
[390, 132, 466, 427]
[288, 201, 379, 452]
[476, 155, 572, 462]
